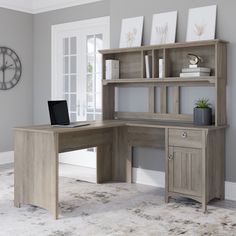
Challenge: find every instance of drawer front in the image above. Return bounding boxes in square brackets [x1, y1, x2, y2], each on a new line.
[169, 129, 202, 148]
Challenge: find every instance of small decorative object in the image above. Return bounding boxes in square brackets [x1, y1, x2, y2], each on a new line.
[106, 60, 119, 80]
[193, 98, 212, 126]
[150, 11, 178, 45]
[159, 58, 164, 78]
[186, 5, 217, 42]
[119, 16, 144, 48]
[188, 53, 203, 66]
[145, 55, 152, 78]
[0, 47, 22, 90]
[180, 53, 211, 77]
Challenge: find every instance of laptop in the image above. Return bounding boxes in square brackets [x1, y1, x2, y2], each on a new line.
[48, 100, 90, 128]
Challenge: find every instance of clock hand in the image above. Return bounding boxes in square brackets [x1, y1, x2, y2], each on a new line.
[5, 64, 13, 70]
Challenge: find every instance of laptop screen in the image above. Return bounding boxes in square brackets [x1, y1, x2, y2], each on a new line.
[48, 100, 70, 125]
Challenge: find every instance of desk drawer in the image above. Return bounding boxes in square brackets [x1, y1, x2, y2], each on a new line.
[169, 129, 202, 148]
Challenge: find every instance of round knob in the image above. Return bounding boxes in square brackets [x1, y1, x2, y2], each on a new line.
[168, 154, 173, 161]
[181, 132, 187, 138]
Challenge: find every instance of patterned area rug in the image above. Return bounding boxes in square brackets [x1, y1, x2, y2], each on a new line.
[0, 168, 236, 236]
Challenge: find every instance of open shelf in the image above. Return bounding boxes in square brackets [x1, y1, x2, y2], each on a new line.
[103, 76, 216, 86]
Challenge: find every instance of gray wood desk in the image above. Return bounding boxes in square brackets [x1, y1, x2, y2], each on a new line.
[14, 120, 226, 218]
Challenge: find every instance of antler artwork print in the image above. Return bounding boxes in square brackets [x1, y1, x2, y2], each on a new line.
[126, 28, 137, 47]
[156, 23, 169, 44]
[194, 22, 206, 39]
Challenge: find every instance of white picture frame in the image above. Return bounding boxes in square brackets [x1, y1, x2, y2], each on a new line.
[186, 5, 217, 42]
[150, 11, 178, 45]
[119, 16, 144, 48]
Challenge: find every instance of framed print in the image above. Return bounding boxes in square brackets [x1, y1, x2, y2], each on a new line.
[150, 11, 177, 45]
[186, 5, 217, 42]
[119, 16, 144, 48]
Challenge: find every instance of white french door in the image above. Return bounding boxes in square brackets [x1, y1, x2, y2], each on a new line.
[52, 17, 110, 171]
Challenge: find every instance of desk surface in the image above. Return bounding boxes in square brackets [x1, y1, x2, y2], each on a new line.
[14, 120, 227, 133]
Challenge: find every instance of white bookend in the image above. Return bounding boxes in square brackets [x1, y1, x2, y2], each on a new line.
[106, 60, 119, 80]
[159, 59, 164, 78]
[145, 55, 152, 78]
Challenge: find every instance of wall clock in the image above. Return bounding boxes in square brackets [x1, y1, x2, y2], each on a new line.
[0, 47, 22, 90]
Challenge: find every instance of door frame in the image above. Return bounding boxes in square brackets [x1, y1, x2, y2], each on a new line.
[51, 16, 110, 172]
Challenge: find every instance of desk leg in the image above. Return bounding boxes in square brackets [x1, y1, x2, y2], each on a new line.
[14, 131, 59, 219]
[97, 144, 112, 183]
[112, 127, 132, 182]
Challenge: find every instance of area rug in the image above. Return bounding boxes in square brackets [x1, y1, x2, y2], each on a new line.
[0, 167, 236, 236]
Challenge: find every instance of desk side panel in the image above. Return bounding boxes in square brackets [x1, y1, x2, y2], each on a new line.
[14, 130, 59, 218]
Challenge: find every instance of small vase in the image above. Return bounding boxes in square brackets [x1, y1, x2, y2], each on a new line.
[193, 108, 212, 126]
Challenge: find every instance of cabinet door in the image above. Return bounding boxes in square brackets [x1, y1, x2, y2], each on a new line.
[168, 146, 202, 197]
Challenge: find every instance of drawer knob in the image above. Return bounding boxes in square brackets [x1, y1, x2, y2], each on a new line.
[181, 132, 187, 138]
[168, 154, 173, 161]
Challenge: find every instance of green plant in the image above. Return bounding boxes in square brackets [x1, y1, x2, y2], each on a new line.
[195, 98, 211, 108]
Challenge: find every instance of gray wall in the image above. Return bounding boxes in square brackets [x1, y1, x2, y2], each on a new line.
[33, 0, 110, 124]
[109, 0, 236, 182]
[0, 8, 33, 152]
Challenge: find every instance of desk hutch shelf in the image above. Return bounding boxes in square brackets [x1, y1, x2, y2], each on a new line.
[101, 39, 227, 126]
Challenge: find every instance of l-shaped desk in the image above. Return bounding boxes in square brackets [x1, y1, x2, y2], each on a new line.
[14, 120, 225, 219]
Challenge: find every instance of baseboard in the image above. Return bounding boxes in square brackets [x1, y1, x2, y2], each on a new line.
[225, 181, 236, 201]
[59, 150, 96, 169]
[59, 164, 96, 183]
[0, 151, 14, 165]
[132, 168, 165, 188]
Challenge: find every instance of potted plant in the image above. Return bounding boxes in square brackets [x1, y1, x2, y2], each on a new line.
[193, 98, 212, 126]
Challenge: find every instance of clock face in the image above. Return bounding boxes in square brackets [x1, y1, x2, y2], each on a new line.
[0, 47, 22, 90]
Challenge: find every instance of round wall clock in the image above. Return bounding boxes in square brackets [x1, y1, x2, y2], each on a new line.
[0, 47, 22, 90]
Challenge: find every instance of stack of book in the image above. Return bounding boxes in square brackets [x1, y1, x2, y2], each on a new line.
[180, 66, 211, 78]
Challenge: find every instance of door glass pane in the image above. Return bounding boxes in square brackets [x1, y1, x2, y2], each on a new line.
[70, 37, 77, 54]
[87, 35, 95, 54]
[64, 75, 69, 93]
[70, 94, 77, 112]
[95, 74, 102, 94]
[70, 56, 77, 73]
[87, 56, 94, 74]
[95, 34, 103, 53]
[70, 113, 76, 122]
[87, 93, 94, 109]
[87, 114, 94, 121]
[63, 57, 69, 74]
[95, 93, 102, 110]
[63, 38, 69, 55]
[96, 54, 102, 74]
[70, 75, 76, 93]
[87, 74, 93, 93]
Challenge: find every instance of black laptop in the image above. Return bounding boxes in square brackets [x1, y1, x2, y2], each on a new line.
[48, 100, 90, 128]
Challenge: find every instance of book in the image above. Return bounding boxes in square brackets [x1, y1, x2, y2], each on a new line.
[189, 64, 198, 68]
[106, 60, 119, 80]
[145, 55, 152, 78]
[180, 72, 210, 78]
[182, 67, 211, 73]
[159, 58, 164, 78]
